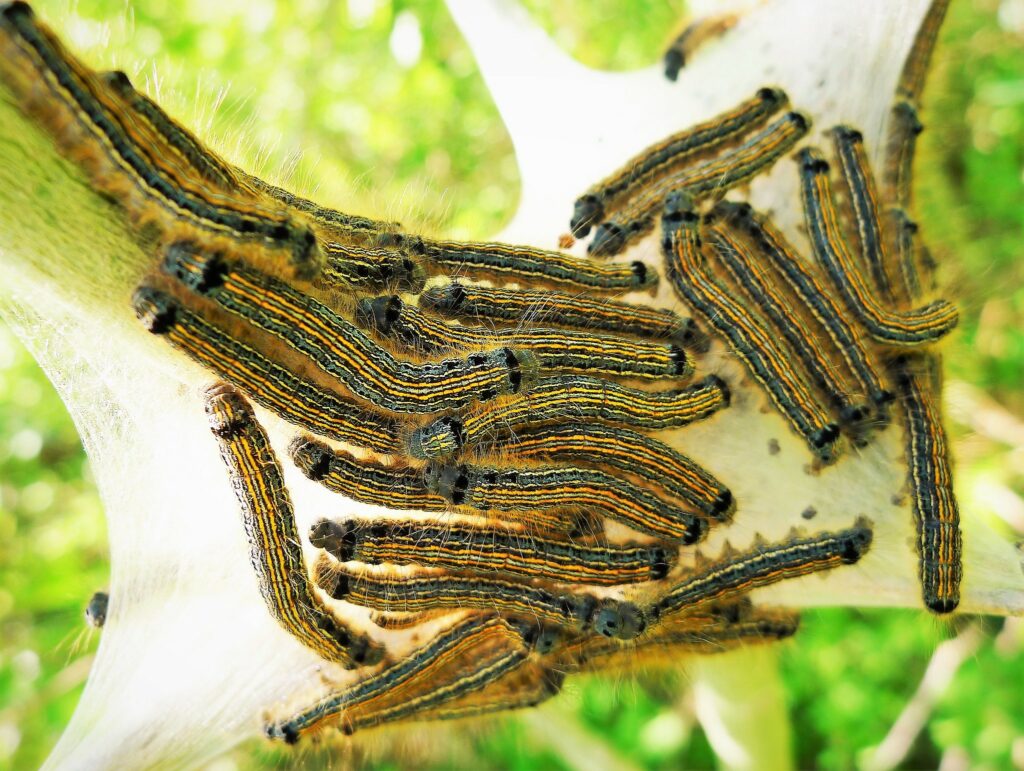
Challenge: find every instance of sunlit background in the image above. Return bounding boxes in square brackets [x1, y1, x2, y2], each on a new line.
[0, 1, 1022, 768]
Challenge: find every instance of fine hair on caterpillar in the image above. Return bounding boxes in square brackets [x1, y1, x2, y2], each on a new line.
[704, 209, 875, 440]
[133, 286, 403, 454]
[661, 192, 844, 465]
[309, 517, 675, 586]
[204, 384, 383, 669]
[588, 109, 811, 257]
[420, 281, 709, 351]
[406, 374, 731, 460]
[160, 242, 541, 414]
[423, 458, 709, 543]
[0, 3, 322, 280]
[312, 561, 647, 641]
[354, 293, 693, 380]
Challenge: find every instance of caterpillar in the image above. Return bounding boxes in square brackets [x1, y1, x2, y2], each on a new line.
[204, 384, 382, 668]
[309, 518, 675, 586]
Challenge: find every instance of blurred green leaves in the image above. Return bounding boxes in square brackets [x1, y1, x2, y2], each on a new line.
[0, 332, 107, 770]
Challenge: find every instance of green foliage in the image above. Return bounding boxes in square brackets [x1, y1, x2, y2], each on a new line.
[519, 0, 687, 70]
[918, 0, 1024, 404]
[1, 1, 1022, 769]
[0, 333, 107, 770]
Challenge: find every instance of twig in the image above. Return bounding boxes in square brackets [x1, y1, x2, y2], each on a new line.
[865, 622, 985, 771]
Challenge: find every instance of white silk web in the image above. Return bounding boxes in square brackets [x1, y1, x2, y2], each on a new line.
[0, 1, 1021, 768]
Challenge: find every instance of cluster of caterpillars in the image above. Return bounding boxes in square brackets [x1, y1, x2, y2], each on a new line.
[0, 0, 960, 745]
